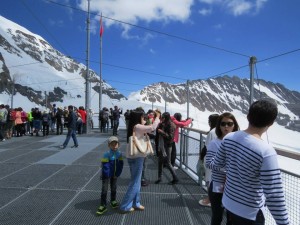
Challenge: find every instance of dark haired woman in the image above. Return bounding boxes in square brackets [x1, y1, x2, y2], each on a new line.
[199, 113, 219, 207]
[155, 112, 179, 185]
[206, 112, 239, 225]
[119, 110, 160, 213]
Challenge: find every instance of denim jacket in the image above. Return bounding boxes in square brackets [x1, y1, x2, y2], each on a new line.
[101, 149, 123, 178]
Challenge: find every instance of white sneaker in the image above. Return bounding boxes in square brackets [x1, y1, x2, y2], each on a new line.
[2, 139, 5, 142]
[173, 166, 178, 170]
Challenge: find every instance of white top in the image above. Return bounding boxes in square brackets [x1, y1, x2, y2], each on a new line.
[204, 128, 217, 183]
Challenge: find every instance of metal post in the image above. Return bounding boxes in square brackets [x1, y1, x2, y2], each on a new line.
[99, 14, 103, 118]
[85, 0, 91, 133]
[249, 56, 257, 105]
[44, 91, 47, 109]
[187, 80, 190, 118]
[164, 92, 167, 112]
[11, 82, 14, 109]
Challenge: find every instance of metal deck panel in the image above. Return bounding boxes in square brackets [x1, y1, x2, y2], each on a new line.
[37, 165, 99, 190]
[0, 163, 30, 179]
[0, 189, 76, 225]
[0, 164, 64, 188]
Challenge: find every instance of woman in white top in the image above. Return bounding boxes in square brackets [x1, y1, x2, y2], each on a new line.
[119, 109, 160, 213]
[205, 112, 239, 225]
[199, 114, 219, 207]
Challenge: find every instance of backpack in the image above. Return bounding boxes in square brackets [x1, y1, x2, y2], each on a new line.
[42, 114, 49, 123]
[101, 111, 108, 121]
[10, 110, 16, 121]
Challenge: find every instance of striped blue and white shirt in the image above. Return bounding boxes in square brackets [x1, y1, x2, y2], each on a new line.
[205, 138, 226, 193]
[209, 131, 289, 225]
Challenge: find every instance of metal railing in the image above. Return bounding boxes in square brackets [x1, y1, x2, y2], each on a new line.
[177, 127, 300, 225]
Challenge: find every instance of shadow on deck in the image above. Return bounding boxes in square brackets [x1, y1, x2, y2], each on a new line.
[0, 128, 217, 225]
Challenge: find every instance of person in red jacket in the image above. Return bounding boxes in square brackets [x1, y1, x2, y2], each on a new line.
[170, 113, 192, 168]
[77, 106, 87, 133]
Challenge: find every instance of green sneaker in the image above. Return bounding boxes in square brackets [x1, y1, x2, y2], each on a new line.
[110, 201, 119, 209]
[96, 206, 107, 215]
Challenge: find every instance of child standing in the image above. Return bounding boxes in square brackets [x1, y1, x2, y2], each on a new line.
[96, 136, 124, 215]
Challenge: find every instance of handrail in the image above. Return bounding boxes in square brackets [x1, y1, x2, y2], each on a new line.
[182, 126, 300, 161]
[178, 127, 300, 225]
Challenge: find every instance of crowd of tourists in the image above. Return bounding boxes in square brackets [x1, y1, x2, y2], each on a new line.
[0, 103, 93, 142]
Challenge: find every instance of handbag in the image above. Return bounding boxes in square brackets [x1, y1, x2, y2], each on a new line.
[158, 135, 167, 158]
[127, 130, 154, 158]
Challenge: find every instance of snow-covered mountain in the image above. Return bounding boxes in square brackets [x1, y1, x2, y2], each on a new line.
[1, 15, 300, 152]
[0, 15, 125, 110]
[129, 76, 300, 127]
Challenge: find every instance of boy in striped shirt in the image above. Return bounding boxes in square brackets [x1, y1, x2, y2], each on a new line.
[210, 100, 289, 225]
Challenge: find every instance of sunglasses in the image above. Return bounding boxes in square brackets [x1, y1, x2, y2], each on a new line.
[220, 121, 234, 127]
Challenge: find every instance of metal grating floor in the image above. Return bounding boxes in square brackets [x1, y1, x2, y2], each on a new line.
[0, 129, 225, 225]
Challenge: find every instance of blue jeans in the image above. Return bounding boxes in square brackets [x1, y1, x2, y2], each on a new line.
[120, 157, 144, 211]
[113, 120, 119, 135]
[63, 128, 78, 147]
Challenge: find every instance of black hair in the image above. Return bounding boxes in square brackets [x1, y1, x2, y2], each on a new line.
[127, 110, 144, 143]
[248, 100, 278, 128]
[215, 112, 239, 138]
[161, 112, 171, 123]
[173, 113, 182, 121]
[208, 114, 219, 130]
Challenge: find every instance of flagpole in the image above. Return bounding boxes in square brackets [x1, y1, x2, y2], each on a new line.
[99, 14, 103, 121]
[85, 0, 91, 134]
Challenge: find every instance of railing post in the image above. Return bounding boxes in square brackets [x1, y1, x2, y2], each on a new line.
[179, 128, 184, 168]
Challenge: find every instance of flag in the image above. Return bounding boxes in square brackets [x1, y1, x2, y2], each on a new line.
[100, 16, 104, 37]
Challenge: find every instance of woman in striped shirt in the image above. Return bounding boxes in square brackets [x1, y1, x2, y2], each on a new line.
[206, 112, 239, 225]
[209, 100, 289, 225]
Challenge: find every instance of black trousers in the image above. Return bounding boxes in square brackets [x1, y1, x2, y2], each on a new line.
[228, 210, 265, 225]
[101, 177, 117, 206]
[171, 142, 177, 167]
[157, 145, 178, 181]
[208, 182, 232, 225]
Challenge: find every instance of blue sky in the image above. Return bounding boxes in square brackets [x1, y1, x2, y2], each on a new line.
[1, 0, 300, 97]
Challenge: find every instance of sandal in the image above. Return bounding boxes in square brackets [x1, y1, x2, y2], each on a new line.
[199, 198, 211, 207]
[133, 205, 145, 211]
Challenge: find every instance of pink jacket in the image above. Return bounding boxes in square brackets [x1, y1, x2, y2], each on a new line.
[171, 116, 192, 143]
[15, 111, 23, 125]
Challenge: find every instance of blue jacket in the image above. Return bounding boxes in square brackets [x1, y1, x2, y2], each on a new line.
[101, 149, 123, 178]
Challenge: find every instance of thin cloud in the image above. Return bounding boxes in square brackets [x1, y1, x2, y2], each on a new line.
[213, 23, 223, 29]
[149, 48, 156, 54]
[48, 19, 64, 28]
[199, 8, 212, 16]
[199, 0, 268, 16]
[226, 0, 252, 16]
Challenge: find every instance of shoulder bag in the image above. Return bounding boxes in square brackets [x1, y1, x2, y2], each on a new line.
[127, 130, 154, 158]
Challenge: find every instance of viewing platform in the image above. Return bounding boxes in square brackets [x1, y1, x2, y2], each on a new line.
[0, 129, 214, 225]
